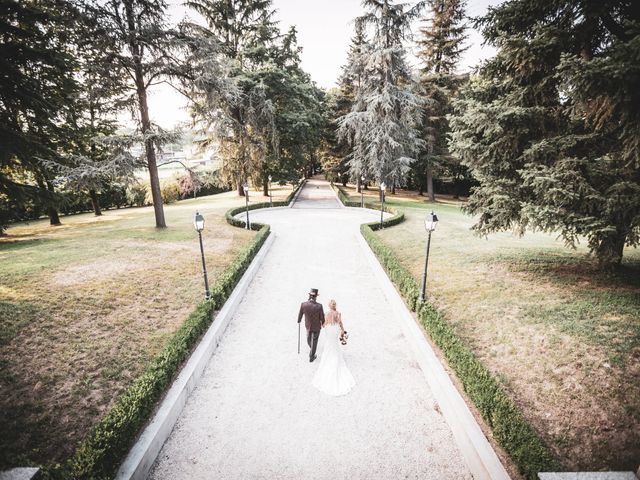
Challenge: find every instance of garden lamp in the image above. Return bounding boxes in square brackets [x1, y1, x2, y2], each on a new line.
[193, 211, 210, 300]
[420, 211, 439, 301]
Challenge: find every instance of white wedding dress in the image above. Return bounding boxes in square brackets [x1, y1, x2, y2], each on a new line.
[312, 314, 356, 396]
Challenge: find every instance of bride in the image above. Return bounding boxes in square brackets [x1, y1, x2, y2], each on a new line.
[312, 299, 356, 396]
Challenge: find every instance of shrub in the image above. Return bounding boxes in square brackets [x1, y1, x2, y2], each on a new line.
[125, 183, 148, 207]
[225, 180, 305, 229]
[160, 181, 180, 204]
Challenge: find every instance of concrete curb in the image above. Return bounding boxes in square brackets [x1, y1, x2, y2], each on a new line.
[288, 179, 306, 207]
[115, 233, 276, 480]
[357, 233, 512, 480]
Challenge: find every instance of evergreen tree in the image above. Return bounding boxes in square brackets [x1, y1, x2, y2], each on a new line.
[449, 0, 640, 268]
[185, 0, 324, 193]
[59, 3, 131, 216]
[92, 0, 176, 228]
[415, 0, 469, 200]
[261, 26, 325, 189]
[0, 0, 78, 230]
[339, 0, 425, 190]
[185, 0, 279, 196]
[335, 19, 368, 191]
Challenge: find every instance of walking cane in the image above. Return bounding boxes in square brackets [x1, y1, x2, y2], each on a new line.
[297, 323, 301, 354]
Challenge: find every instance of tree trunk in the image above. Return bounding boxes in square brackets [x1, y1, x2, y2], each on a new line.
[40, 179, 61, 226]
[48, 207, 61, 226]
[596, 232, 626, 269]
[125, 0, 166, 228]
[237, 179, 245, 196]
[391, 183, 396, 194]
[263, 177, 269, 196]
[356, 177, 361, 193]
[89, 189, 102, 216]
[426, 167, 435, 201]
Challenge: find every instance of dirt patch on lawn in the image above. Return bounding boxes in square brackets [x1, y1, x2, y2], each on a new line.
[53, 258, 141, 286]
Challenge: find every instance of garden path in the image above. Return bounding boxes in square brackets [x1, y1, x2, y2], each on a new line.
[148, 179, 474, 479]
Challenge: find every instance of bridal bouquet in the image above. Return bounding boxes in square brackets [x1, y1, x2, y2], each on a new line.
[340, 330, 349, 345]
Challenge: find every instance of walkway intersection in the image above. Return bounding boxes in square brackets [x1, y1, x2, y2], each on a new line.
[147, 180, 491, 480]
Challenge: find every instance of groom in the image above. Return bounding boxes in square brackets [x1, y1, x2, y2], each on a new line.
[297, 288, 325, 362]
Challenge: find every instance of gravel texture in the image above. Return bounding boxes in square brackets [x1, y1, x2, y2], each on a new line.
[148, 179, 472, 480]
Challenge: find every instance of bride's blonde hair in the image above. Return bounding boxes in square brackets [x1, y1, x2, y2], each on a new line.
[329, 299, 337, 310]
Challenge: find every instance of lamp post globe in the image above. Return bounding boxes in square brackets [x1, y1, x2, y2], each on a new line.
[243, 183, 250, 230]
[421, 210, 439, 301]
[379, 182, 387, 228]
[194, 211, 205, 232]
[194, 211, 211, 300]
[424, 211, 438, 232]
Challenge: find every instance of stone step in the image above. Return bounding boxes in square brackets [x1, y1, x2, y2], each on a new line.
[539, 472, 639, 480]
[0, 468, 40, 480]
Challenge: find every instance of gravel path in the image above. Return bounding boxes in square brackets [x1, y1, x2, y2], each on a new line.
[148, 179, 472, 480]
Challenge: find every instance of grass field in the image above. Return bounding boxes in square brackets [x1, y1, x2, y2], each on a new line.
[342, 184, 640, 472]
[0, 184, 294, 469]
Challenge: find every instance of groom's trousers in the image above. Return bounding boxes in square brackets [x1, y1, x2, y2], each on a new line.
[307, 330, 319, 359]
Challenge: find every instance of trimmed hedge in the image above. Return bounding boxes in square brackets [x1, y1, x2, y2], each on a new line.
[337, 184, 558, 479]
[47, 226, 271, 480]
[225, 180, 305, 229]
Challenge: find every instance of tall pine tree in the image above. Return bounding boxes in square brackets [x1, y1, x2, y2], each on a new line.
[339, 0, 425, 190]
[0, 0, 78, 230]
[449, 0, 640, 268]
[415, 0, 468, 200]
[185, 0, 278, 196]
[335, 19, 368, 191]
[92, 0, 176, 228]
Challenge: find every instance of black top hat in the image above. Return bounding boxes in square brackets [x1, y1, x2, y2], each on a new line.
[309, 288, 319, 297]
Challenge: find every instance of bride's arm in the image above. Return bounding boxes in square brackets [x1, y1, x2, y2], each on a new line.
[338, 312, 345, 332]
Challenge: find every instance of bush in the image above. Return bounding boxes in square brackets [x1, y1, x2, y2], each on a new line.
[160, 181, 180, 204]
[225, 180, 305, 230]
[126, 183, 148, 207]
[55, 225, 272, 480]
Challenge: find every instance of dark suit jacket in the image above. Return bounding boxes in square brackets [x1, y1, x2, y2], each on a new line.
[298, 299, 325, 332]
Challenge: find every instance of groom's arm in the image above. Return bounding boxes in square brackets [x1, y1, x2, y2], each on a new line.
[320, 305, 325, 326]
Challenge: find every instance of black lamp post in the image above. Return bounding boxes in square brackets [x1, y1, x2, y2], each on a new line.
[380, 182, 386, 228]
[420, 210, 439, 301]
[243, 183, 250, 230]
[360, 175, 365, 208]
[268, 175, 273, 207]
[194, 211, 211, 300]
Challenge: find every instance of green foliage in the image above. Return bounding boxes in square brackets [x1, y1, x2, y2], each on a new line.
[125, 183, 149, 207]
[359, 215, 560, 478]
[449, 0, 640, 268]
[225, 181, 305, 229]
[50, 225, 271, 480]
[159, 181, 181, 204]
[0, 0, 78, 224]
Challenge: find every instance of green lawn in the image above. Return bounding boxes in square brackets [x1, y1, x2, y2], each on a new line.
[343, 184, 640, 472]
[0, 185, 292, 469]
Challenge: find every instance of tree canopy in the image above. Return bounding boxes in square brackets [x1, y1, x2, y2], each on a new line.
[449, 0, 640, 267]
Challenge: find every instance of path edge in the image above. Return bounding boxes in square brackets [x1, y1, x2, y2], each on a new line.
[356, 232, 511, 480]
[115, 233, 276, 480]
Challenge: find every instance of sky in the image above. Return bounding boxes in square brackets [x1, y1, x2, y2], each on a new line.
[147, 0, 502, 129]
